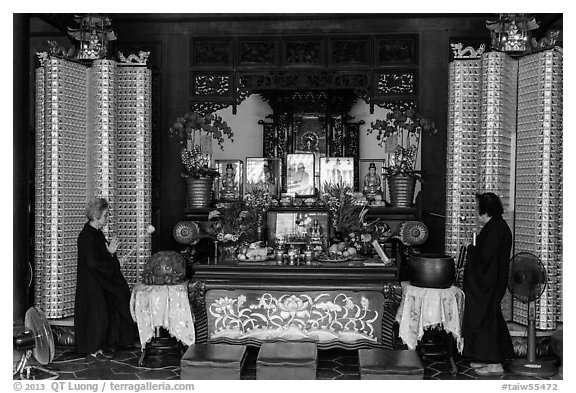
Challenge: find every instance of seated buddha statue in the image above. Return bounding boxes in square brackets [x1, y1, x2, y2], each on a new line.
[220, 163, 238, 200]
[363, 162, 382, 200]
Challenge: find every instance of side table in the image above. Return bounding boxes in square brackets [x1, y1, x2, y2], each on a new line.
[395, 282, 465, 375]
[130, 282, 196, 367]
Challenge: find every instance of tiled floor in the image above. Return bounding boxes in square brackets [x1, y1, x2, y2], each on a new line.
[16, 346, 559, 380]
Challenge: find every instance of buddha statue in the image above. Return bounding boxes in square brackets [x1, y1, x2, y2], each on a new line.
[363, 162, 382, 201]
[309, 219, 324, 246]
[220, 163, 238, 200]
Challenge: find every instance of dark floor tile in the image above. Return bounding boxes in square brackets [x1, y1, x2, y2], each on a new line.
[50, 361, 92, 372]
[51, 371, 77, 380]
[317, 368, 342, 379]
[430, 372, 475, 380]
[137, 369, 179, 379]
[334, 364, 361, 375]
[501, 374, 549, 380]
[110, 350, 141, 362]
[107, 373, 143, 380]
[334, 374, 360, 380]
[110, 363, 144, 374]
[74, 367, 121, 380]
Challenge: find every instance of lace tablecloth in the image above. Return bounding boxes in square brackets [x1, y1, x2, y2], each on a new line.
[395, 282, 465, 353]
[130, 282, 195, 349]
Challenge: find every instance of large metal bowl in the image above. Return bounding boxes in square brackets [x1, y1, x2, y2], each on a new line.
[407, 254, 456, 289]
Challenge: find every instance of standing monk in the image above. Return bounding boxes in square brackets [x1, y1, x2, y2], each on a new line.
[462, 192, 515, 376]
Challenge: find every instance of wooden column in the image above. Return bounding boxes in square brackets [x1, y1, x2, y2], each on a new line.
[13, 13, 30, 327]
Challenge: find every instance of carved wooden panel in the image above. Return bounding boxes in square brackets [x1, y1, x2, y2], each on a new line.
[375, 70, 417, 96]
[190, 38, 233, 69]
[375, 100, 418, 112]
[328, 36, 371, 68]
[189, 34, 418, 114]
[238, 38, 278, 68]
[375, 35, 418, 65]
[191, 72, 233, 97]
[282, 38, 324, 68]
[344, 121, 362, 191]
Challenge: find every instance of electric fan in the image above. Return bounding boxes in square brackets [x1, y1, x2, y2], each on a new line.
[13, 307, 60, 380]
[507, 252, 557, 377]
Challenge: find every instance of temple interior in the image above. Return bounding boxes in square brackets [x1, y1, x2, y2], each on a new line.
[12, 12, 565, 383]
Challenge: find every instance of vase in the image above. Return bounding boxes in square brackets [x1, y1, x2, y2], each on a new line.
[184, 176, 214, 208]
[387, 174, 416, 207]
[217, 242, 237, 263]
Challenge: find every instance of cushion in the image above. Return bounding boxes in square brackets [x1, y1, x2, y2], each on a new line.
[181, 343, 247, 368]
[359, 349, 423, 377]
[257, 342, 317, 380]
[257, 342, 317, 366]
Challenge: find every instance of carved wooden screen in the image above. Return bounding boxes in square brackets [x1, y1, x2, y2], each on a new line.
[189, 34, 419, 115]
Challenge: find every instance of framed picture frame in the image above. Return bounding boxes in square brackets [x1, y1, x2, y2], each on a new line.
[359, 159, 388, 203]
[319, 157, 355, 192]
[266, 209, 329, 248]
[245, 157, 281, 199]
[286, 153, 315, 197]
[215, 160, 243, 201]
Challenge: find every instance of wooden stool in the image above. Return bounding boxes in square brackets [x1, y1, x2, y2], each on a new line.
[358, 348, 424, 380]
[256, 342, 317, 380]
[180, 343, 247, 380]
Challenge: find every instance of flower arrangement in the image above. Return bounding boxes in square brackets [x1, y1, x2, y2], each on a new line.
[243, 182, 274, 214]
[170, 111, 234, 149]
[208, 202, 252, 245]
[170, 111, 234, 178]
[320, 183, 358, 238]
[320, 183, 389, 250]
[366, 108, 437, 180]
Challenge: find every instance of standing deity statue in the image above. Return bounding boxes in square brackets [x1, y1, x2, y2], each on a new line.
[363, 162, 382, 200]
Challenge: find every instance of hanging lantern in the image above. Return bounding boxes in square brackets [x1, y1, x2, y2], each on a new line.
[486, 14, 539, 54]
[68, 14, 117, 61]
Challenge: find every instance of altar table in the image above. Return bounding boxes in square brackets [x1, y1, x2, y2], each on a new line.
[189, 260, 400, 350]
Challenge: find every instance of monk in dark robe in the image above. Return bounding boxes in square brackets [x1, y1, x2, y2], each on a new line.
[462, 192, 515, 376]
[75, 198, 139, 358]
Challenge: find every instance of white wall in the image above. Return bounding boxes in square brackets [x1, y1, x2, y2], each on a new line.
[212, 94, 272, 161]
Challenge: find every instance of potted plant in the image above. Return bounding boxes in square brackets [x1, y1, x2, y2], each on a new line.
[366, 108, 437, 207]
[170, 111, 234, 207]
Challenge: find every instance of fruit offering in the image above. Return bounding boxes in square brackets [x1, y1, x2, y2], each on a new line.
[327, 242, 357, 257]
[236, 241, 271, 261]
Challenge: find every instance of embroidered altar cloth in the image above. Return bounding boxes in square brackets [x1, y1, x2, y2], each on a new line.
[395, 282, 464, 353]
[130, 282, 195, 348]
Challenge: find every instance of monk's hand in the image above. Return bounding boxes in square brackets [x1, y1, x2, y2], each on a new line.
[107, 236, 119, 255]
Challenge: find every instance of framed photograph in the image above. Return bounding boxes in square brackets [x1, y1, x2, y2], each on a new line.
[286, 153, 315, 197]
[245, 157, 281, 199]
[359, 159, 387, 203]
[267, 209, 329, 247]
[215, 160, 243, 201]
[319, 157, 354, 192]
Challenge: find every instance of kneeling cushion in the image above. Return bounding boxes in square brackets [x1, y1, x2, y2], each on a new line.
[180, 343, 247, 380]
[358, 348, 424, 380]
[257, 342, 317, 380]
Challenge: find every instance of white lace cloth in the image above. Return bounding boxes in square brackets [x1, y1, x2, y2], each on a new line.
[395, 282, 465, 353]
[130, 282, 195, 348]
